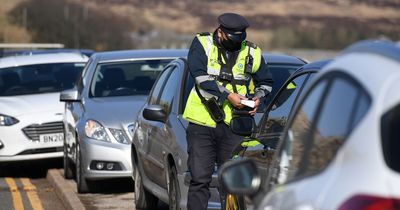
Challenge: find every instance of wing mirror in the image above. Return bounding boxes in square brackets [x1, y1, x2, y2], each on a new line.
[143, 105, 167, 123]
[60, 88, 80, 102]
[230, 116, 256, 136]
[219, 158, 261, 196]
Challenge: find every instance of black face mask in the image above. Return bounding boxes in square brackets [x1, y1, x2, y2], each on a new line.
[221, 37, 242, 52]
[218, 29, 246, 52]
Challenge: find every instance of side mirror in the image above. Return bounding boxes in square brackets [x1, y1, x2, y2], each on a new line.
[60, 88, 80, 102]
[143, 105, 167, 123]
[219, 158, 261, 196]
[230, 116, 255, 136]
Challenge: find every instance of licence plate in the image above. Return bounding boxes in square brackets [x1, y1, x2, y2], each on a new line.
[39, 133, 64, 143]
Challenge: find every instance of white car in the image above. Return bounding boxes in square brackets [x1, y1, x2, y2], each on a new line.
[0, 53, 88, 162]
[220, 40, 400, 210]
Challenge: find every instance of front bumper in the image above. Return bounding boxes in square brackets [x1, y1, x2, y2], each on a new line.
[0, 151, 63, 162]
[0, 112, 64, 162]
[80, 137, 132, 180]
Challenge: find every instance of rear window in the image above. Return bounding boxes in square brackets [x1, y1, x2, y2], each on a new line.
[0, 62, 86, 96]
[90, 59, 172, 97]
[381, 104, 400, 173]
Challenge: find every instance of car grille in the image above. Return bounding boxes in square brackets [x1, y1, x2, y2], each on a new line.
[22, 121, 64, 142]
[17, 147, 63, 155]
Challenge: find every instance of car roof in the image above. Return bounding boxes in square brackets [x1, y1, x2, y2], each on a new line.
[341, 39, 400, 63]
[26, 49, 95, 57]
[263, 53, 307, 66]
[318, 40, 400, 112]
[0, 52, 89, 68]
[294, 59, 332, 74]
[92, 49, 189, 63]
[1, 49, 95, 58]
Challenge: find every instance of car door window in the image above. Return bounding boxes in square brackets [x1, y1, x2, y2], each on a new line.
[148, 67, 172, 105]
[258, 64, 301, 112]
[277, 80, 328, 184]
[180, 70, 194, 114]
[259, 73, 309, 138]
[381, 104, 400, 173]
[159, 66, 182, 114]
[301, 78, 360, 177]
[351, 91, 371, 129]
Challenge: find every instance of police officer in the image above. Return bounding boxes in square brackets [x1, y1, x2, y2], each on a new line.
[183, 13, 273, 210]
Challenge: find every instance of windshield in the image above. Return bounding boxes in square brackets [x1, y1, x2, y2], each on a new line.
[90, 59, 172, 97]
[0, 62, 86, 96]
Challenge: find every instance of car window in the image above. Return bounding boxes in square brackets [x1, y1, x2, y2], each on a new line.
[181, 70, 194, 114]
[351, 91, 370, 129]
[300, 78, 359, 177]
[258, 64, 302, 113]
[159, 66, 182, 114]
[277, 80, 328, 184]
[381, 104, 400, 173]
[149, 66, 173, 105]
[89, 59, 171, 98]
[0, 62, 86, 96]
[258, 73, 309, 140]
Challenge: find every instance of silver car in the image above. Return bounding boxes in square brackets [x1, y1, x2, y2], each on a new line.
[0, 53, 88, 162]
[60, 49, 188, 193]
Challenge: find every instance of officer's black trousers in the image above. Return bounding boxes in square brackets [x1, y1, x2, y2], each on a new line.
[186, 122, 242, 210]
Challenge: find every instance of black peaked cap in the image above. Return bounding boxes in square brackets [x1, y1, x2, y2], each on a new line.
[218, 13, 249, 34]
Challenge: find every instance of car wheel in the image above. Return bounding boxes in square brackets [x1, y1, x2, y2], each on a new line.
[76, 143, 91, 193]
[168, 166, 180, 210]
[133, 158, 158, 210]
[63, 142, 74, 179]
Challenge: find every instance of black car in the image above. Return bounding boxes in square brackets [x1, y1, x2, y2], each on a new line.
[130, 54, 306, 210]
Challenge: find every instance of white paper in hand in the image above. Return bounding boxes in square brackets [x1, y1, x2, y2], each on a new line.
[240, 100, 255, 108]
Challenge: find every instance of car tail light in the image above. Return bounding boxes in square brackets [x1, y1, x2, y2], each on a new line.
[338, 194, 400, 210]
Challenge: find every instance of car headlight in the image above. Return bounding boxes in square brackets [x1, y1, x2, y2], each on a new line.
[85, 120, 110, 142]
[109, 128, 131, 144]
[0, 114, 19, 126]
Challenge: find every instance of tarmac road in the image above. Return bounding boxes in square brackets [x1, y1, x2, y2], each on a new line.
[0, 157, 169, 210]
[0, 159, 65, 210]
[49, 168, 169, 210]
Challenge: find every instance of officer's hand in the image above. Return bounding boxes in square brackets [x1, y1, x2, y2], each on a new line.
[228, 93, 246, 109]
[249, 97, 260, 115]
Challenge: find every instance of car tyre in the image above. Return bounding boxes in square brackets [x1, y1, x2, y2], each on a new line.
[168, 166, 180, 210]
[63, 142, 74, 179]
[133, 158, 158, 210]
[76, 143, 94, 193]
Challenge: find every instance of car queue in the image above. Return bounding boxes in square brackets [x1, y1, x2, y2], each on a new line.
[0, 39, 398, 210]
